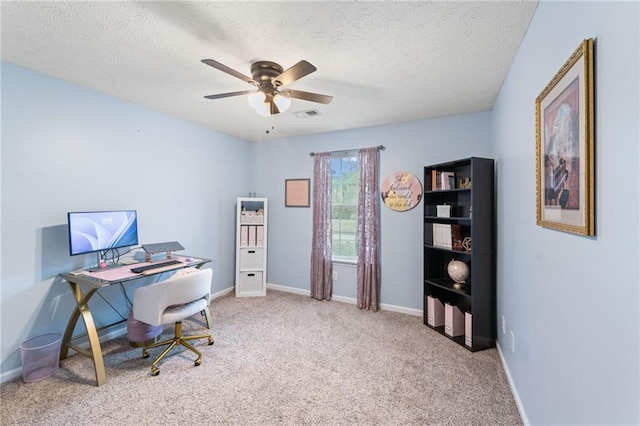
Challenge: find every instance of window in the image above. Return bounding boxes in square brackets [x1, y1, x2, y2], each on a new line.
[331, 155, 359, 261]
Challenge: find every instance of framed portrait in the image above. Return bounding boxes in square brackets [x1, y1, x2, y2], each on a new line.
[535, 38, 595, 236]
[285, 178, 310, 207]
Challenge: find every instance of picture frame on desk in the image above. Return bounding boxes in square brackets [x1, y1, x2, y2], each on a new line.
[535, 38, 595, 236]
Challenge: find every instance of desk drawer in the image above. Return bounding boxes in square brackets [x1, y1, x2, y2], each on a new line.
[239, 248, 263, 269]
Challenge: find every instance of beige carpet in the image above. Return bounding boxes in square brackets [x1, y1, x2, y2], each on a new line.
[0, 289, 521, 425]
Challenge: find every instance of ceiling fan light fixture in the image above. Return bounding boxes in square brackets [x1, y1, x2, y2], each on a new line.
[255, 101, 271, 117]
[202, 58, 332, 117]
[273, 93, 291, 113]
[248, 91, 266, 109]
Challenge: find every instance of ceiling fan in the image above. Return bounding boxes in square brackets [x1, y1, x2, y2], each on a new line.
[201, 59, 333, 116]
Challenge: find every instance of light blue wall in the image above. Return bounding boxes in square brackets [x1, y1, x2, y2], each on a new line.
[0, 62, 250, 377]
[2, 2, 639, 421]
[251, 114, 491, 310]
[491, 1, 639, 424]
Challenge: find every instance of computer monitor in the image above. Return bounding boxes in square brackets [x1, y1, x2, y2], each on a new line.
[67, 210, 139, 256]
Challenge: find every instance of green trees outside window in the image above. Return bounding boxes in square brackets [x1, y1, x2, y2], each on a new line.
[332, 156, 358, 261]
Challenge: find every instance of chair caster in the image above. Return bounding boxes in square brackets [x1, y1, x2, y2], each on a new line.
[194, 356, 202, 366]
[208, 337, 214, 345]
[142, 350, 150, 359]
[151, 367, 160, 376]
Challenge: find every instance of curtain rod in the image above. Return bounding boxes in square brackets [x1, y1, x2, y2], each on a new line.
[309, 145, 385, 157]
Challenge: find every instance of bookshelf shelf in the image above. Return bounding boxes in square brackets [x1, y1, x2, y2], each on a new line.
[425, 188, 470, 194]
[423, 157, 495, 352]
[424, 216, 471, 222]
[424, 244, 472, 255]
[425, 277, 473, 297]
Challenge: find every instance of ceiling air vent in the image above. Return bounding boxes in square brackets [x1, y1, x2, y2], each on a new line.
[294, 109, 321, 119]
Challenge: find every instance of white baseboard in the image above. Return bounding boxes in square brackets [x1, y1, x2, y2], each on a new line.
[266, 283, 422, 317]
[267, 283, 310, 296]
[212, 286, 235, 299]
[496, 342, 529, 425]
[1, 367, 24, 384]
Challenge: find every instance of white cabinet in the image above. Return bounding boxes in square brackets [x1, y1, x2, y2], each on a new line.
[235, 197, 267, 297]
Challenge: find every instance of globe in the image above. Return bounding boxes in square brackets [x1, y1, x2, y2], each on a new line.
[447, 259, 470, 289]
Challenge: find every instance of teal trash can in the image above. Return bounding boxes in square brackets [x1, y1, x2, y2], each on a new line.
[20, 333, 62, 383]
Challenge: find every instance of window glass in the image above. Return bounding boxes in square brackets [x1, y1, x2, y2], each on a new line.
[331, 155, 358, 261]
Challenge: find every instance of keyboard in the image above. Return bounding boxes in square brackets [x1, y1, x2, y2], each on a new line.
[131, 260, 182, 274]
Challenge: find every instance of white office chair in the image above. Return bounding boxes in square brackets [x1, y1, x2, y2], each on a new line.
[132, 267, 214, 376]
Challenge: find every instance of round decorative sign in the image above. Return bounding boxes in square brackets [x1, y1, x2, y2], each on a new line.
[381, 172, 423, 212]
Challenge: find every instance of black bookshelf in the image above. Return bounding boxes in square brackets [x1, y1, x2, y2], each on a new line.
[423, 157, 496, 351]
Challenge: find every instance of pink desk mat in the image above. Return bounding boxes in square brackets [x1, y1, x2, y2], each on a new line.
[84, 256, 199, 282]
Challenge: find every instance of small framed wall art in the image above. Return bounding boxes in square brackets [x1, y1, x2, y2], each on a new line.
[285, 178, 310, 207]
[535, 38, 595, 236]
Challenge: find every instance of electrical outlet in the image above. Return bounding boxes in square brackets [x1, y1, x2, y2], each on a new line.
[332, 271, 338, 280]
[501, 316, 506, 334]
[510, 331, 515, 352]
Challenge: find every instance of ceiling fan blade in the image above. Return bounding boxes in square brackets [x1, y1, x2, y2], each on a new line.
[281, 89, 333, 105]
[273, 60, 317, 87]
[201, 59, 256, 85]
[204, 90, 255, 100]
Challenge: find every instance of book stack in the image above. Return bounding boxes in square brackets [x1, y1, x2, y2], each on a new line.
[431, 170, 456, 190]
[432, 223, 462, 250]
[433, 223, 451, 249]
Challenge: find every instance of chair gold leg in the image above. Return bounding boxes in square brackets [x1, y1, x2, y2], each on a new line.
[144, 337, 178, 350]
[181, 340, 203, 366]
[142, 321, 213, 375]
[182, 333, 212, 342]
[150, 340, 179, 375]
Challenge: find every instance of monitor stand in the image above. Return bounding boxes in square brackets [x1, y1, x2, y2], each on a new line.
[145, 251, 174, 263]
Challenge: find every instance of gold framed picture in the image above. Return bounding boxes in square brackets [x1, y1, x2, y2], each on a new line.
[535, 38, 595, 236]
[285, 178, 310, 207]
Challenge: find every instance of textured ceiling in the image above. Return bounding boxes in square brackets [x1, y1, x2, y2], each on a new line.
[1, 1, 538, 142]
